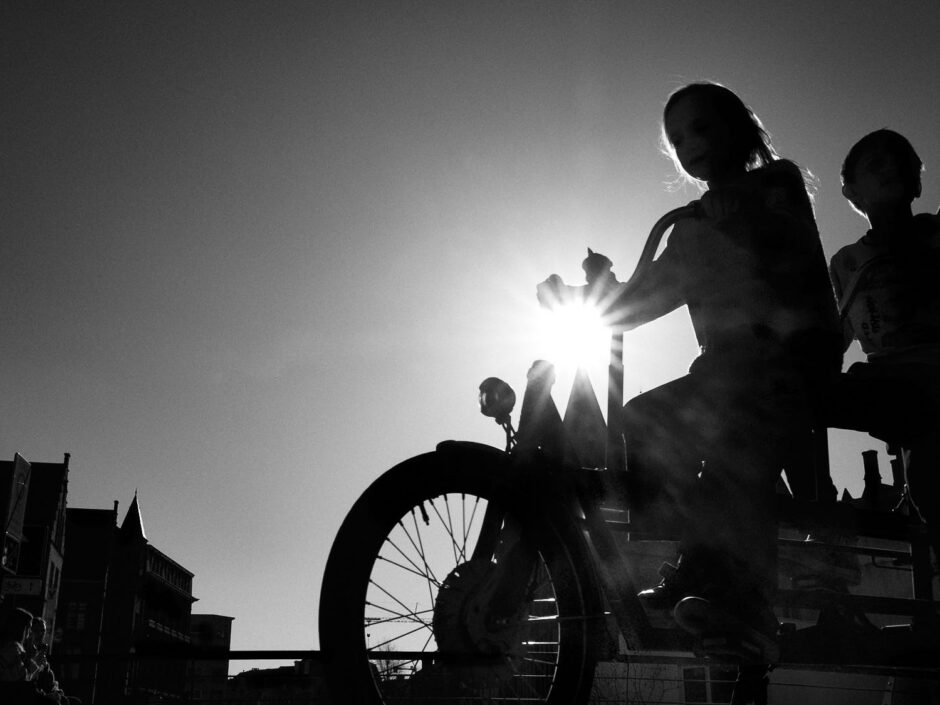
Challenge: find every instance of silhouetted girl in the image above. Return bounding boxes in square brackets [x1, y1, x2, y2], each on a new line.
[616, 82, 841, 642]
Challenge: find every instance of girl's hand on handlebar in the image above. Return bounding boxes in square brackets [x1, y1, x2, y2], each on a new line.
[537, 274, 567, 309]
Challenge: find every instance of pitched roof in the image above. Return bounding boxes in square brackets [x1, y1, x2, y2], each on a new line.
[120, 492, 147, 542]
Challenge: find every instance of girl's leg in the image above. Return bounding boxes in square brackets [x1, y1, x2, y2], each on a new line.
[622, 373, 724, 535]
[679, 366, 810, 633]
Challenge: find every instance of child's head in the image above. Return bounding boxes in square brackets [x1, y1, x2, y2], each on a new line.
[0, 606, 33, 643]
[841, 129, 923, 216]
[661, 82, 776, 186]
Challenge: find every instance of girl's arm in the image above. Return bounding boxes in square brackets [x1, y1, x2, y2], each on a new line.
[603, 244, 685, 331]
[751, 159, 819, 249]
[705, 160, 817, 252]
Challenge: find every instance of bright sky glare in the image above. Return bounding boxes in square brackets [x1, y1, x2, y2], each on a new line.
[3, 1, 939, 669]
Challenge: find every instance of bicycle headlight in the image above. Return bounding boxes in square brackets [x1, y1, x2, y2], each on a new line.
[479, 377, 516, 424]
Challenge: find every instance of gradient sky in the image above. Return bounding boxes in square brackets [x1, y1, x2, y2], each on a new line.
[3, 1, 939, 666]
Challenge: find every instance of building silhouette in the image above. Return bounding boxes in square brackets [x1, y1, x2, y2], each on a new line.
[187, 613, 234, 702]
[56, 494, 197, 704]
[227, 658, 332, 704]
[0, 452, 70, 636]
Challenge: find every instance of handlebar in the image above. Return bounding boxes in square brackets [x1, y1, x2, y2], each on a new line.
[581, 203, 698, 473]
[617, 203, 698, 299]
[537, 204, 698, 321]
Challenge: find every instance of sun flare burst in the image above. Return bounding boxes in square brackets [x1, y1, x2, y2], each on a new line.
[536, 301, 611, 371]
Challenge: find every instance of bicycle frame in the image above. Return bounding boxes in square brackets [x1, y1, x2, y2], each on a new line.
[472, 204, 698, 652]
[471, 360, 657, 655]
[603, 205, 697, 474]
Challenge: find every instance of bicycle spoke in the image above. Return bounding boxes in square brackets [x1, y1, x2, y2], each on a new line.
[365, 602, 434, 628]
[505, 658, 550, 699]
[383, 533, 438, 584]
[409, 507, 438, 606]
[428, 497, 466, 565]
[394, 511, 439, 603]
[462, 493, 468, 559]
[369, 581, 434, 636]
[443, 496, 459, 563]
[367, 621, 430, 651]
[420, 628, 433, 652]
[519, 655, 562, 668]
[462, 493, 484, 553]
[355, 489, 576, 703]
[377, 553, 443, 586]
[427, 498, 460, 565]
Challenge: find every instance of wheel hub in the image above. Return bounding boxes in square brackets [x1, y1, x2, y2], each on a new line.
[433, 557, 526, 656]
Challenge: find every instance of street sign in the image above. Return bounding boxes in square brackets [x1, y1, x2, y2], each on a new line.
[0, 576, 42, 596]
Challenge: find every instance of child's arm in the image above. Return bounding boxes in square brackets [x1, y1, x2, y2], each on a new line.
[828, 252, 856, 353]
[603, 241, 685, 331]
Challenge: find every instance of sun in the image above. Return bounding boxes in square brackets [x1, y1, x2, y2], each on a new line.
[536, 300, 611, 371]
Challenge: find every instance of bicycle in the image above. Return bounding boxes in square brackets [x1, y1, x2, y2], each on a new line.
[318, 206, 939, 704]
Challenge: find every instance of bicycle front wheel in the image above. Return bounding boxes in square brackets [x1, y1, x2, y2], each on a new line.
[319, 447, 598, 704]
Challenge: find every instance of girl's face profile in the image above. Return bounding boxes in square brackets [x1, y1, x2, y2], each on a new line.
[664, 92, 737, 185]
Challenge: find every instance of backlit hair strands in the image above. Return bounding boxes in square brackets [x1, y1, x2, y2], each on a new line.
[660, 82, 778, 189]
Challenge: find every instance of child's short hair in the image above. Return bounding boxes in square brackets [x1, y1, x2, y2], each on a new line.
[0, 606, 33, 640]
[841, 129, 923, 189]
[661, 82, 777, 185]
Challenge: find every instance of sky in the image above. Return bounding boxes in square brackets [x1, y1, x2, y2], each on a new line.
[3, 0, 940, 668]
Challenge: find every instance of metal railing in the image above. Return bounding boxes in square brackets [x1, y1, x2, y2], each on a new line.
[44, 648, 940, 705]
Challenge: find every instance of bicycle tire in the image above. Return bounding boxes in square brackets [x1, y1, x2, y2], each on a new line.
[319, 446, 599, 704]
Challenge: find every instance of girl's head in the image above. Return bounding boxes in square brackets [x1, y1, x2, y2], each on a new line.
[661, 82, 776, 187]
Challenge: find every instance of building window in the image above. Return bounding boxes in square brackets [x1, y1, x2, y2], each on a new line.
[710, 666, 737, 703]
[66, 602, 87, 631]
[683, 665, 736, 704]
[684, 666, 707, 703]
[47, 563, 60, 599]
[2, 536, 20, 573]
[61, 648, 81, 680]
